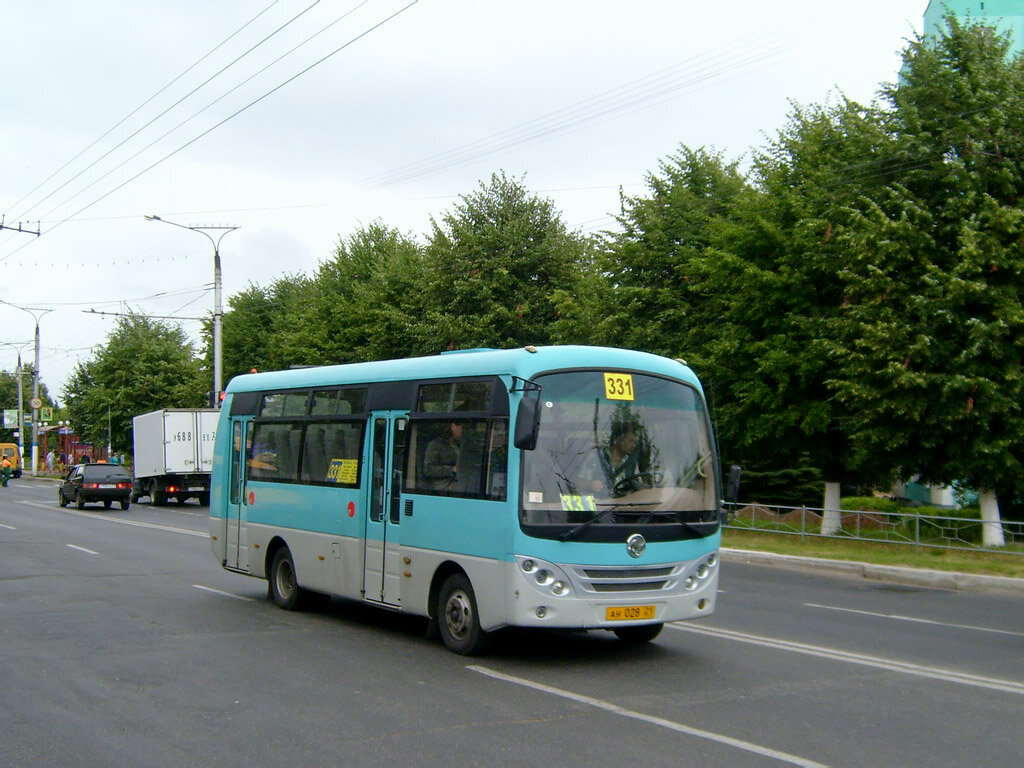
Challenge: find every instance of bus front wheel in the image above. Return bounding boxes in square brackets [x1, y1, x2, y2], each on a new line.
[269, 547, 309, 611]
[613, 623, 663, 644]
[437, 573, 489, 655]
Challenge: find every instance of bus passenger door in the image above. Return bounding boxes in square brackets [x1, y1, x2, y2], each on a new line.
[225, 418, 251, 571]
[362, 411, 407, 606]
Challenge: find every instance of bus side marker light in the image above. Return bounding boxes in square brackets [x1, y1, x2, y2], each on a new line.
[318, 555, 325, 561]
[347, 501, 356, 517]
[253, 543, 260, 549]
[404, 571, 412, 578]
[211, 535, 218, 540]
[698, 599, 707, 610]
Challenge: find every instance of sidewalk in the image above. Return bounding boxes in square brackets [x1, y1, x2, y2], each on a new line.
[722, 547, 1024, 593]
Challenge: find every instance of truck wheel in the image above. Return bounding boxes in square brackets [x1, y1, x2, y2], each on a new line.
[151, 481, 166, 506]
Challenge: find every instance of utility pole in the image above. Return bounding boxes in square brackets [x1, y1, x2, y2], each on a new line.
[0, 302, 53, 476]
[1, 341, 31, 468]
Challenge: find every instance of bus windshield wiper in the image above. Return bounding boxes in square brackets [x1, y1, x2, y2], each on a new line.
[558, 501, 658, 542]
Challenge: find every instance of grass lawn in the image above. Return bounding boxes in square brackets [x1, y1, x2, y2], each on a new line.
[722, 528, 1024, 580]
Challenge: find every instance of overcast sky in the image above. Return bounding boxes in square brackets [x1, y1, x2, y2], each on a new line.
[0, 0, 926, 402]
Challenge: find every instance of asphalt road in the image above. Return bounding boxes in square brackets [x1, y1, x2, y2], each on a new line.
[1, 478, 1021, 768]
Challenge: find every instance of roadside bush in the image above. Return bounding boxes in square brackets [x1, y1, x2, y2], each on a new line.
[840, 496, 901, 514]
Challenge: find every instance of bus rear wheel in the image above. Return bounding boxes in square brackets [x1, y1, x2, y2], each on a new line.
[437, 573, 489, 655]
[269, 547, 311, 611]
[613, 623, 663, 644]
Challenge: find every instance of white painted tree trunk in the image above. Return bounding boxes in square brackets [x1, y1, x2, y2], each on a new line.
[821, 481, 842, 535]
[979, 489, 1006, 547]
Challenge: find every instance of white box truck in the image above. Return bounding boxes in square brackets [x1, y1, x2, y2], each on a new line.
[131, 409, 219, 506]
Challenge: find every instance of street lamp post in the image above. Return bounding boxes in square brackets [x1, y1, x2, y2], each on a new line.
[145, 215, 239, 405]
[0, 302, 53, 476]
[0, 340, 32, 469]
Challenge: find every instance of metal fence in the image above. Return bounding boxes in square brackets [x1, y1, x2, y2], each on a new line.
[723, 501, 1024, 556]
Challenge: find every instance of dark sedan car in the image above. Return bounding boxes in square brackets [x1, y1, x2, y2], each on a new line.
[59, 463, 132, 510]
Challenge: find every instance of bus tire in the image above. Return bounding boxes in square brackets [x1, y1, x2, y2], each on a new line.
[269, 547, 309, 611]
[613, 623, 663, 644]
[437, 573, 490, 655]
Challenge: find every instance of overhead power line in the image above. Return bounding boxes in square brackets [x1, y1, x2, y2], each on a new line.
[357, 31, 794, 190]
[5, 1, 283, 220]
[11, 1, 323, 225]
[0, 0, 419, 264]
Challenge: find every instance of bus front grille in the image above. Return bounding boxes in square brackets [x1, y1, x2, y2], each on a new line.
[571, 564, 683, 594]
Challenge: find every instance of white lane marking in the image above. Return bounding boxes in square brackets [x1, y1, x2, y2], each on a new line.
[193, 584, 256, 602]
[803, 602, 1024, 638]
[0, 523, 16, 530]
[67, 544, 99, 556]
[18, 500, 207, 538]
[668, 623, 1024, 696]
[468, 665, 829, 768]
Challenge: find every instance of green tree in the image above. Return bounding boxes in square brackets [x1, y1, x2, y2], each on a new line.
[832, 17, 1024, 544]
[292, 221, 430, 364]
[600, 145, 749, 360]
[219, 275, 312, 381]
[702, 98, 901, 528]
[421, 172, 593, 352]
[63, 315, 206, 454]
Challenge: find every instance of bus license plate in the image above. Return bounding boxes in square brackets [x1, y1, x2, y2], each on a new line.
[606, 605, 656, 621]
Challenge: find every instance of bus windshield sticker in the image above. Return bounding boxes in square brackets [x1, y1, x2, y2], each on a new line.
[560, 493, 597, 512]
[603, 373, 635, 401]
[327, 458, 359, 484]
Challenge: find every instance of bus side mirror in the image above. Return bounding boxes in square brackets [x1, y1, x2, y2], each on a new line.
[724, 465, 742, 503]
[514, 397, 540, 451]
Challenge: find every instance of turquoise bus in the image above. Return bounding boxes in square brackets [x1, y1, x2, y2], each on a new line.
[210, 345, 725, 654]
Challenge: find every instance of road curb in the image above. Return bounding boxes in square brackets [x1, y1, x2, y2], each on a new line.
[721, 547, 1024, 593]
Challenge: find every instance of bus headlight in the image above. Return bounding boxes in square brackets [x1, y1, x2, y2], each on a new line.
[516, 556, 572, 598]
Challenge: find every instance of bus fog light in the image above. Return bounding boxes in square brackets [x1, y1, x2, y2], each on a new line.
[552, 581, 567, 595]
[536, 607, 547, 618]
[522, 559, 536, 573]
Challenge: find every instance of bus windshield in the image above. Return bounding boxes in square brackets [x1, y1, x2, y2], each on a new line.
[519, 371, 718, 542]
